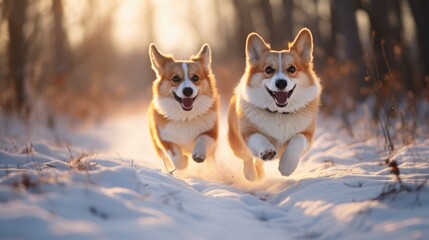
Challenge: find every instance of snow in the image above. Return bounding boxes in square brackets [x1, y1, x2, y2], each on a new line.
[1, 110, 429, 239]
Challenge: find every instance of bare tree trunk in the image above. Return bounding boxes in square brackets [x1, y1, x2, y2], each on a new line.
[307, 0, 322, 54]
[6, 0, 28, 111]
[409, 0, 429, 99]
[365, 0, 415, 117]
[367, 0, 402, 81]
[258, 0, 277, 45]
[389, 0, 414, 93]
[279, 0, 294, 44]
[331, 0, 365, 99]
[52, 0, 70, 89]
[331, 0, 362, 62]
[232, 0, 255, 56]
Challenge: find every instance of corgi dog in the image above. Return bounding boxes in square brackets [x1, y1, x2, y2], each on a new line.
[148, 44, 219, 172]
[227, 28, 321, 181]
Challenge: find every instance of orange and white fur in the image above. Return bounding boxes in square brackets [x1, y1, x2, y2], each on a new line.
[228, 28, 321, 181]
[148, 44, 219, 172]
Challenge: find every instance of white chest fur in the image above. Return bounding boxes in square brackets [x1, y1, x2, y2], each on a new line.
[241, 100, 313, 145]
[159, 110, 217, 149]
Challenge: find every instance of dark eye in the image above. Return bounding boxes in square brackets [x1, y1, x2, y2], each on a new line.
[265, 66, 275, 74]
[191, 75, 199, 82]
[172, 75, 181, 83]
[287, 66, 296, 73]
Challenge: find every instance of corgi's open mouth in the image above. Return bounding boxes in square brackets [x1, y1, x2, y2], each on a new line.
[173, 92, 197, 111]
[265, 85, 296, 108]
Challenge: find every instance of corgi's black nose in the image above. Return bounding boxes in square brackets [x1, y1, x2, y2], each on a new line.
[182, 87, 194, 97]
[275, 79, 287, 90]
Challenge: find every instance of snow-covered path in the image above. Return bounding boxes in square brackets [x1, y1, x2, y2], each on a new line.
[0, 111, 428, 239]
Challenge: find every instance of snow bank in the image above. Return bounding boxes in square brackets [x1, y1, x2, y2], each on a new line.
[0, 112, 428, 239]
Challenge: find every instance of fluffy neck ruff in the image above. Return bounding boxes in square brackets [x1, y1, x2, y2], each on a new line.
[153, 95, 215, 121]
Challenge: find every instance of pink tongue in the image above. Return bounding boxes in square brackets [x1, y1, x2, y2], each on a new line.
[274, 91, 288, 105]
[181, 98, 193, 109]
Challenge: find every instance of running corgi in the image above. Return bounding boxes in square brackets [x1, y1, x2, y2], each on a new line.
[148, 44, 219, 172]
[227, 28, 321, 181]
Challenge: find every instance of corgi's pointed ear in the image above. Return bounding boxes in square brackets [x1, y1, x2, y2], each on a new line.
[149, 43, 173, 74]
[192, 44, 212, 70]
[290, 28, 313, 64]
[246, 33, 270, 66]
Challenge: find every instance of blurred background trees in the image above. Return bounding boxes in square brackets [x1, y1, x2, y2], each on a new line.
[3, 0, 28, 113]
[0, 0, 427, 121]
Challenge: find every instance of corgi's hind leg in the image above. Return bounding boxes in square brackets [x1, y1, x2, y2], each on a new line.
[153, 143, 175, 173]
[255, 159, 265, 180]
[243, 158, 257, 181]
[167, 144, 188, 170]
[152, 136, 188, 171]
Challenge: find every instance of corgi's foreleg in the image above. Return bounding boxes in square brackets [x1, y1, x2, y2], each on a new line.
[278, 133, 308, 176]
[247, 133, 276, 160]
[192, 134, 215, 163]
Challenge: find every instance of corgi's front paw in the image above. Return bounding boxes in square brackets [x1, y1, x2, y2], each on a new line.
[192, 153, 206, 163]
[278, 134, 307, 176]
[278, 153, 299, 176]
[259, 149, 276, 161]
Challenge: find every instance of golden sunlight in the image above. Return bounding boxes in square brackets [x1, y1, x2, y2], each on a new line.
[112, 0, 226, 56]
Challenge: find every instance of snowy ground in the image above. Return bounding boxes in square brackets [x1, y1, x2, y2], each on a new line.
[0, 110, 428, 239]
